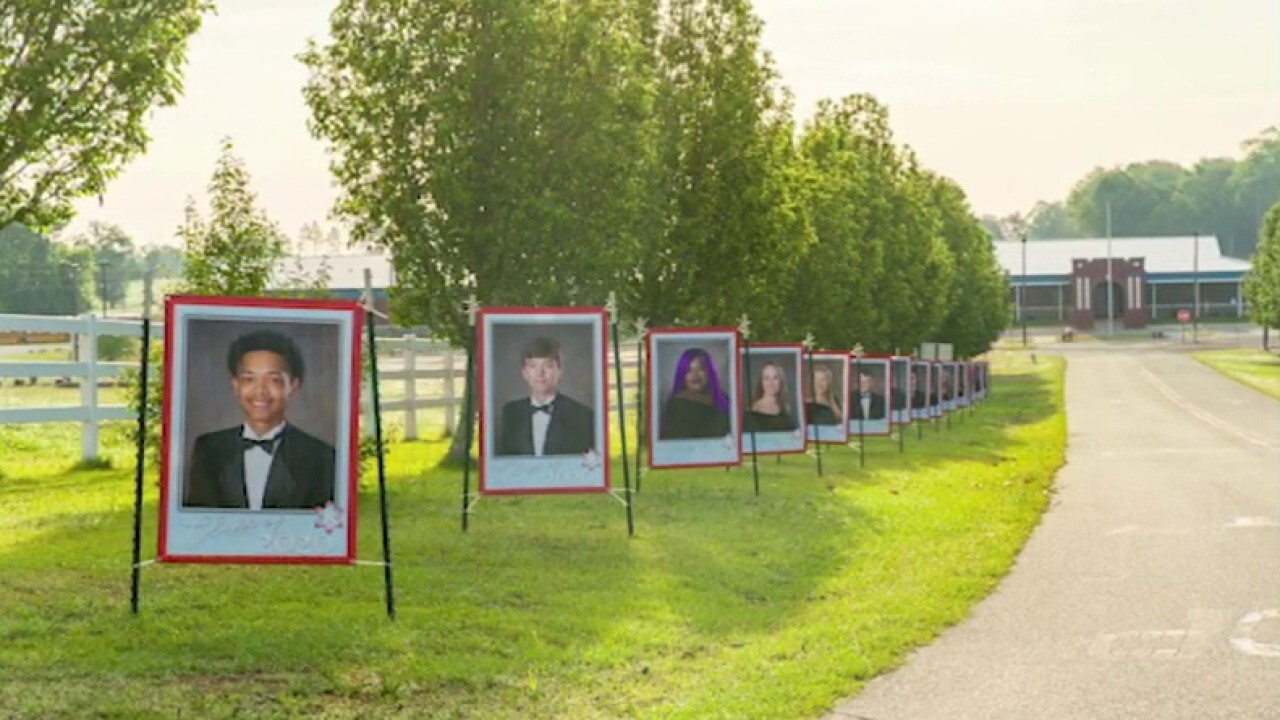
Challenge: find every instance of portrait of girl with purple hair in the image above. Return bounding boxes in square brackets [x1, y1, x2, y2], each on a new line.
[659, 347, 732, 440]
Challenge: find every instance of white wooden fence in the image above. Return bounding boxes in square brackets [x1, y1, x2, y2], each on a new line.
[0, 313, 643, 461]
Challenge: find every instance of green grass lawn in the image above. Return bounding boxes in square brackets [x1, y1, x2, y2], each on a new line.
[0, 348, 73, 362]
[0, 353, 1065, 719]
[1192, 348, 1280, 400]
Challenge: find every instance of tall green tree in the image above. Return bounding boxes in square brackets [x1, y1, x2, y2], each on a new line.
[72, 221, 137, 310]
[1066, 161, 1190, 238]
[131, 138, 290, 466]
[789, 95, 890, 349]
[1231, 126, 1280, 257]
[178, 138, 288, 296]
[1244, 201, 1280, 335]
[304, 0, 650, 336]
[1032, 125, 1279, 257]
[787, 95, 957, 352]
[1025, 201, 1081, 239]
[634, 0, 812, 337]
[0, 222, 89, 314]
[143, 245, 185, 279]
[931, 176, 1010, 357]
[0, 0, 210, 231]
[886, 159, 955, 353]
[303, 0, 656, 459]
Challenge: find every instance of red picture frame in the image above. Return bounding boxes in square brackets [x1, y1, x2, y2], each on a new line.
[477, 306, 611, 495]
[849, 353, 894, 436]
[805, 349, 852, 444]
[158, 295, 363, 565]
[646, 327, 743, 469]
[740, 342, 808, 454]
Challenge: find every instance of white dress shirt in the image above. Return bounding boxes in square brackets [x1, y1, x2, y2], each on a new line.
[860, 394, 872, 420]
[530, 397, 554, 457]
[242, 422, 285, 510]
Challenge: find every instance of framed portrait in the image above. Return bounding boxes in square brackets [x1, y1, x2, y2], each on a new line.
[929, 360, 944, 418]
[848, 355, 892, 436]
[956, 361, 972, 408]
[478, 307, 609, 495]
[975, 361, 989, 400]
[158, 295, 362, 564]
[910, 361, 931, 421]
[890, 356, 912, 425]
[941, 361, 959, 412]
[740, 344, 806, 454]
[647, 328, 741, 469]
[805, 351, 849, 444]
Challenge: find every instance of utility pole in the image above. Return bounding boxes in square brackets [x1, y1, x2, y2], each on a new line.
[1193, 231, 1200, 343]
[1021, 233, 1028, 347]
[1106, 201, 1114, 336]
[96, 258, 109, 316]
[142, 252, 157, 321]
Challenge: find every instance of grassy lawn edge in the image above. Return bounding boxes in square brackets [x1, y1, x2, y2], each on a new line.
[0, 353, 1066, 719]
[1191, 348, 1280, 400]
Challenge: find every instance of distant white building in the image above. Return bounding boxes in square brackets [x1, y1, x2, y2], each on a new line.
[271, 252, 396, 318]
[994, 236, 1251, 329]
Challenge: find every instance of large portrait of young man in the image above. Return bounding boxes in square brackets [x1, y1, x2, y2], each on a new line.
[159, 296, 362, 564]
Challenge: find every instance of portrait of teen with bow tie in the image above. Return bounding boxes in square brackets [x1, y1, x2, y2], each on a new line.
[847, 356, 892, 436]
[479, 308, 609, 495]
[496, 335, 596, 457]
[183, 329, 337, 510]
[160, 295, 361, 564]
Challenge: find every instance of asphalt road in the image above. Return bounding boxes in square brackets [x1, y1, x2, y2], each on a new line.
[826, 346, 1280, 720]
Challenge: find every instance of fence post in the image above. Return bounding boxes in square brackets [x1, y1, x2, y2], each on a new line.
[403, 334, 418, 440]
[80, 314, 99, 462]
[443, 344, 457, 432]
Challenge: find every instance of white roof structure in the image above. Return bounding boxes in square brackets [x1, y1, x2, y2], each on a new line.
[272, 253, 394, 290]
[993, 236, 1251, 279]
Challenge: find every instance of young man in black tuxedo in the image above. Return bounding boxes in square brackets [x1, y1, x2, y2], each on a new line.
[849, 365, 887, 421]
[184, 330, 336, 510]
[910, 366, 928, 411]
[497, 336, 595, 456]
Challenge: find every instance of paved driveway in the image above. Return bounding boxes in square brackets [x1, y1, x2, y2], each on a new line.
[826, 346, 1280, 720]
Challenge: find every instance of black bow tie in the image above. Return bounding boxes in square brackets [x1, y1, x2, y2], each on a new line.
[531, 402, 554, 415]
[242, 436, 279, 454]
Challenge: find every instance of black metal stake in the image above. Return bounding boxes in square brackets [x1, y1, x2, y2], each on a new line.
[129, 318, 151, 615]
[612, 322, 635, 537]
[634, 334, 644, 493]
[366, 311, 396, 621]
[917, 366, 924, 441]
[743, 337, 760, 496]
[461, 324, 477, 532]
[808, 349, 822, 477]
[856, 359, 866, 469]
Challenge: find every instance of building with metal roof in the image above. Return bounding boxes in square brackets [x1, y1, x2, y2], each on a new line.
[270, 252, 396, 320]
[994, 236, 1251, 329]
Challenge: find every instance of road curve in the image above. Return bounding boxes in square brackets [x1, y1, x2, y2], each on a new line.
[825, 346, 1280, 720]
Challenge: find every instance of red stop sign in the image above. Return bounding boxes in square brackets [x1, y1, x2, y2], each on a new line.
[1177, 309, 1191, 323]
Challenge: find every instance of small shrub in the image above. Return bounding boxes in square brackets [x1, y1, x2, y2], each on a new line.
[72, 457, 113, 471]
[97, 335, 138, 362]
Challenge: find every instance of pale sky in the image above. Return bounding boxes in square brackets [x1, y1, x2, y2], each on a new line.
[65, 0, 1279, 247]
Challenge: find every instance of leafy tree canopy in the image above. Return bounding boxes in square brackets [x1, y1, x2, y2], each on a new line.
[0, 0, 210, 231]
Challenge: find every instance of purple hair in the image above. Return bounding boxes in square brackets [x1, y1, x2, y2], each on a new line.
[671, 348, 730, 414]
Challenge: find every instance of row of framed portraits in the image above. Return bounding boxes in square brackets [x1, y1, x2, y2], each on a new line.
[150, 298, 989, 565]
[474, 308, 990, 494]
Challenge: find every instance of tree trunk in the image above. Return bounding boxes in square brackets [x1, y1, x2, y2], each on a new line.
[1264, 325, 1271, 352]
[443, 359, 477, 467]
